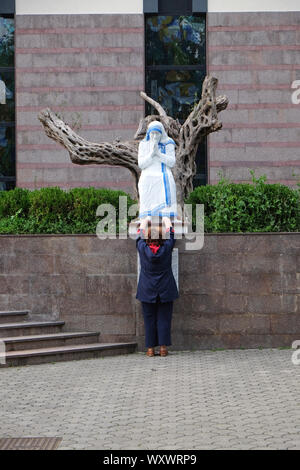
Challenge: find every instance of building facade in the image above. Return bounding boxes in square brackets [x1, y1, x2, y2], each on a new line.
[0, 0, 299, 196]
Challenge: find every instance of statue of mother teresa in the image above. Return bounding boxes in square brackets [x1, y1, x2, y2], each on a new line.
[137, 121, 178, 219]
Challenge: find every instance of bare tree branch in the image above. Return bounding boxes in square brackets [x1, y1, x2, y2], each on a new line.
[38, 108, 141, 198]
[140, 91, 167, 117]
[38, 75, 229, 209]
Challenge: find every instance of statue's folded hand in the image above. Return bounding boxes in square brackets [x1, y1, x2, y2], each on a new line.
[156, 148, 176, 168]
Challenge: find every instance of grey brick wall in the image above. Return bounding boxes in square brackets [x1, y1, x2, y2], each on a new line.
[0, 233, 299, 350]
[207, 11, 300, 187]
[14, 11, 300, 192]
[15, 14, 144, 196]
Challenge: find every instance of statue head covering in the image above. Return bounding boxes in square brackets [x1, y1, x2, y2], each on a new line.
[144, 120, 174, 145]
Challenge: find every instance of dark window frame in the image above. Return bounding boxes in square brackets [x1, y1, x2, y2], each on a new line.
[143, 0, 207, 14]
[144, 12, 207, 187]
[0, 1, 15, 15]
[0, 9, 15, 189]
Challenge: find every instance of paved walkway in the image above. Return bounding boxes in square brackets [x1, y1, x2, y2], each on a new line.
[0, 349, 299, 450]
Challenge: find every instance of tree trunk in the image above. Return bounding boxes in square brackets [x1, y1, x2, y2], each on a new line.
[38, 75, 228, 210]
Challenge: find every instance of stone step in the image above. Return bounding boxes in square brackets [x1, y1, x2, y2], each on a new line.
[0, 310, 30, 323]
[0, 321, 65, 338]
[0, 342, 138, 367]
[1, 331, 100, 351]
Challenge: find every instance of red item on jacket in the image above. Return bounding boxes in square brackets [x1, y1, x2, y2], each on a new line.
[137, 226, 174, 254]
[148, 243, 160, 254]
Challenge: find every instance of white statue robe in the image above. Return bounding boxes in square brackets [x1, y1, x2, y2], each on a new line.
[138, 139, 177, 218]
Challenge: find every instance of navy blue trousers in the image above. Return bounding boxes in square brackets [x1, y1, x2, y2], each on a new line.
[141, 294, 173, 348]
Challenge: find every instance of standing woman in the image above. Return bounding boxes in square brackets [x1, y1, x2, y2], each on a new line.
[136, 217, 179, 357]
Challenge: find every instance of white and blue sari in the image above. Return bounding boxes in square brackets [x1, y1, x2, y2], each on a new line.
[137, 121, 178, 219]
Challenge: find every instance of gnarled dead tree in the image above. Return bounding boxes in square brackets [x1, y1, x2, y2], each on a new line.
[39, 75, 228, 210]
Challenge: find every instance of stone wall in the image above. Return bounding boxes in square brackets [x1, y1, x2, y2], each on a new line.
[0, 232, 299, 350]
[207, 11, 300, 187]
[15, 11, 300, 192]
[15, 13, 144, 195]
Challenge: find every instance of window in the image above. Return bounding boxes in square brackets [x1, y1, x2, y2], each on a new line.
[0, 10, 15, 191]
[145, 12, 207, 186]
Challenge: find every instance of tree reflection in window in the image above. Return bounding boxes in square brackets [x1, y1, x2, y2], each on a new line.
[146, 68, 205, 122]
[145, 15, 206, 121]
[0, 17, 14, 66]
[146, 16, 205, 66]
[0, 15, 15, 190]
[145, 14, 207, 186]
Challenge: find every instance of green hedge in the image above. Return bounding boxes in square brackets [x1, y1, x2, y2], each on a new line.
[0, 172, 299, 234]
[185, 171, 300, 232]
[0, 187, 137, 234]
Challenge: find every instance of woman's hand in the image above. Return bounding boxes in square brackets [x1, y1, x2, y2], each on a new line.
[162, 216, 172, 230]
[139, 216, 151, 232]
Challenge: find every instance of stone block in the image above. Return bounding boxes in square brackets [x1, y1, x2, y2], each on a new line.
[0, 275, 29, 295]
[59, 312, 87, 331]
[215, 235, 254, 254]
[10, 293, 54, 316]
[25, 254, 55, 274]
[226, 273, 273, 295]
[170, 332, 225, 350]
[210, 30, 296, 47]
[173, 312, 219, 335]
[3, 255, 29, 274]
[179, 252, 242, 275]
[238, 89, 290, 106]
[85, 313, 135, 335]
[86, 274, 136, 296]
[30, 274, 86, 296]
[53, 253, 93, 275]
[262, 49, 299, 66]
[271, 273, 300, 294]
[270, 333, 300, 348]
[211, 166, 297, 182]
[15, 54, 33, 68]
[246, 294, 296, 314]
[243, 235, 298, 255]
[207, 12, 299, 27]
[222, 294, 248, 313]
[13, 236, 53, 255]
[175, 293, 227, 315]
[282, 294, 298, 313]
[209, 49, 261, 67]
[271, 314, 300, 334]
[57, 293, 110, 316]
[216, 333, 270, 349]
[0, 238, 14, 255]
[16, 33, 60, 48]
[90, 71, 143, 87]
[219, 314, 271, 334]
[181, 272, 225, 295]
[256, 69, 293, 84]
[0, 294, 9, 309]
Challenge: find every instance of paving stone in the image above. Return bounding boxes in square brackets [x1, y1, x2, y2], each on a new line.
[0, 349, 299, 449]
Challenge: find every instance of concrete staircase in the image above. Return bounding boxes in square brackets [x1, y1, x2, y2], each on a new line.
[0, 310, 137, 367]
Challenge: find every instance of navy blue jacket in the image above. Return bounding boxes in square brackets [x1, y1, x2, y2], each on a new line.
[136, 227, 179, 303]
